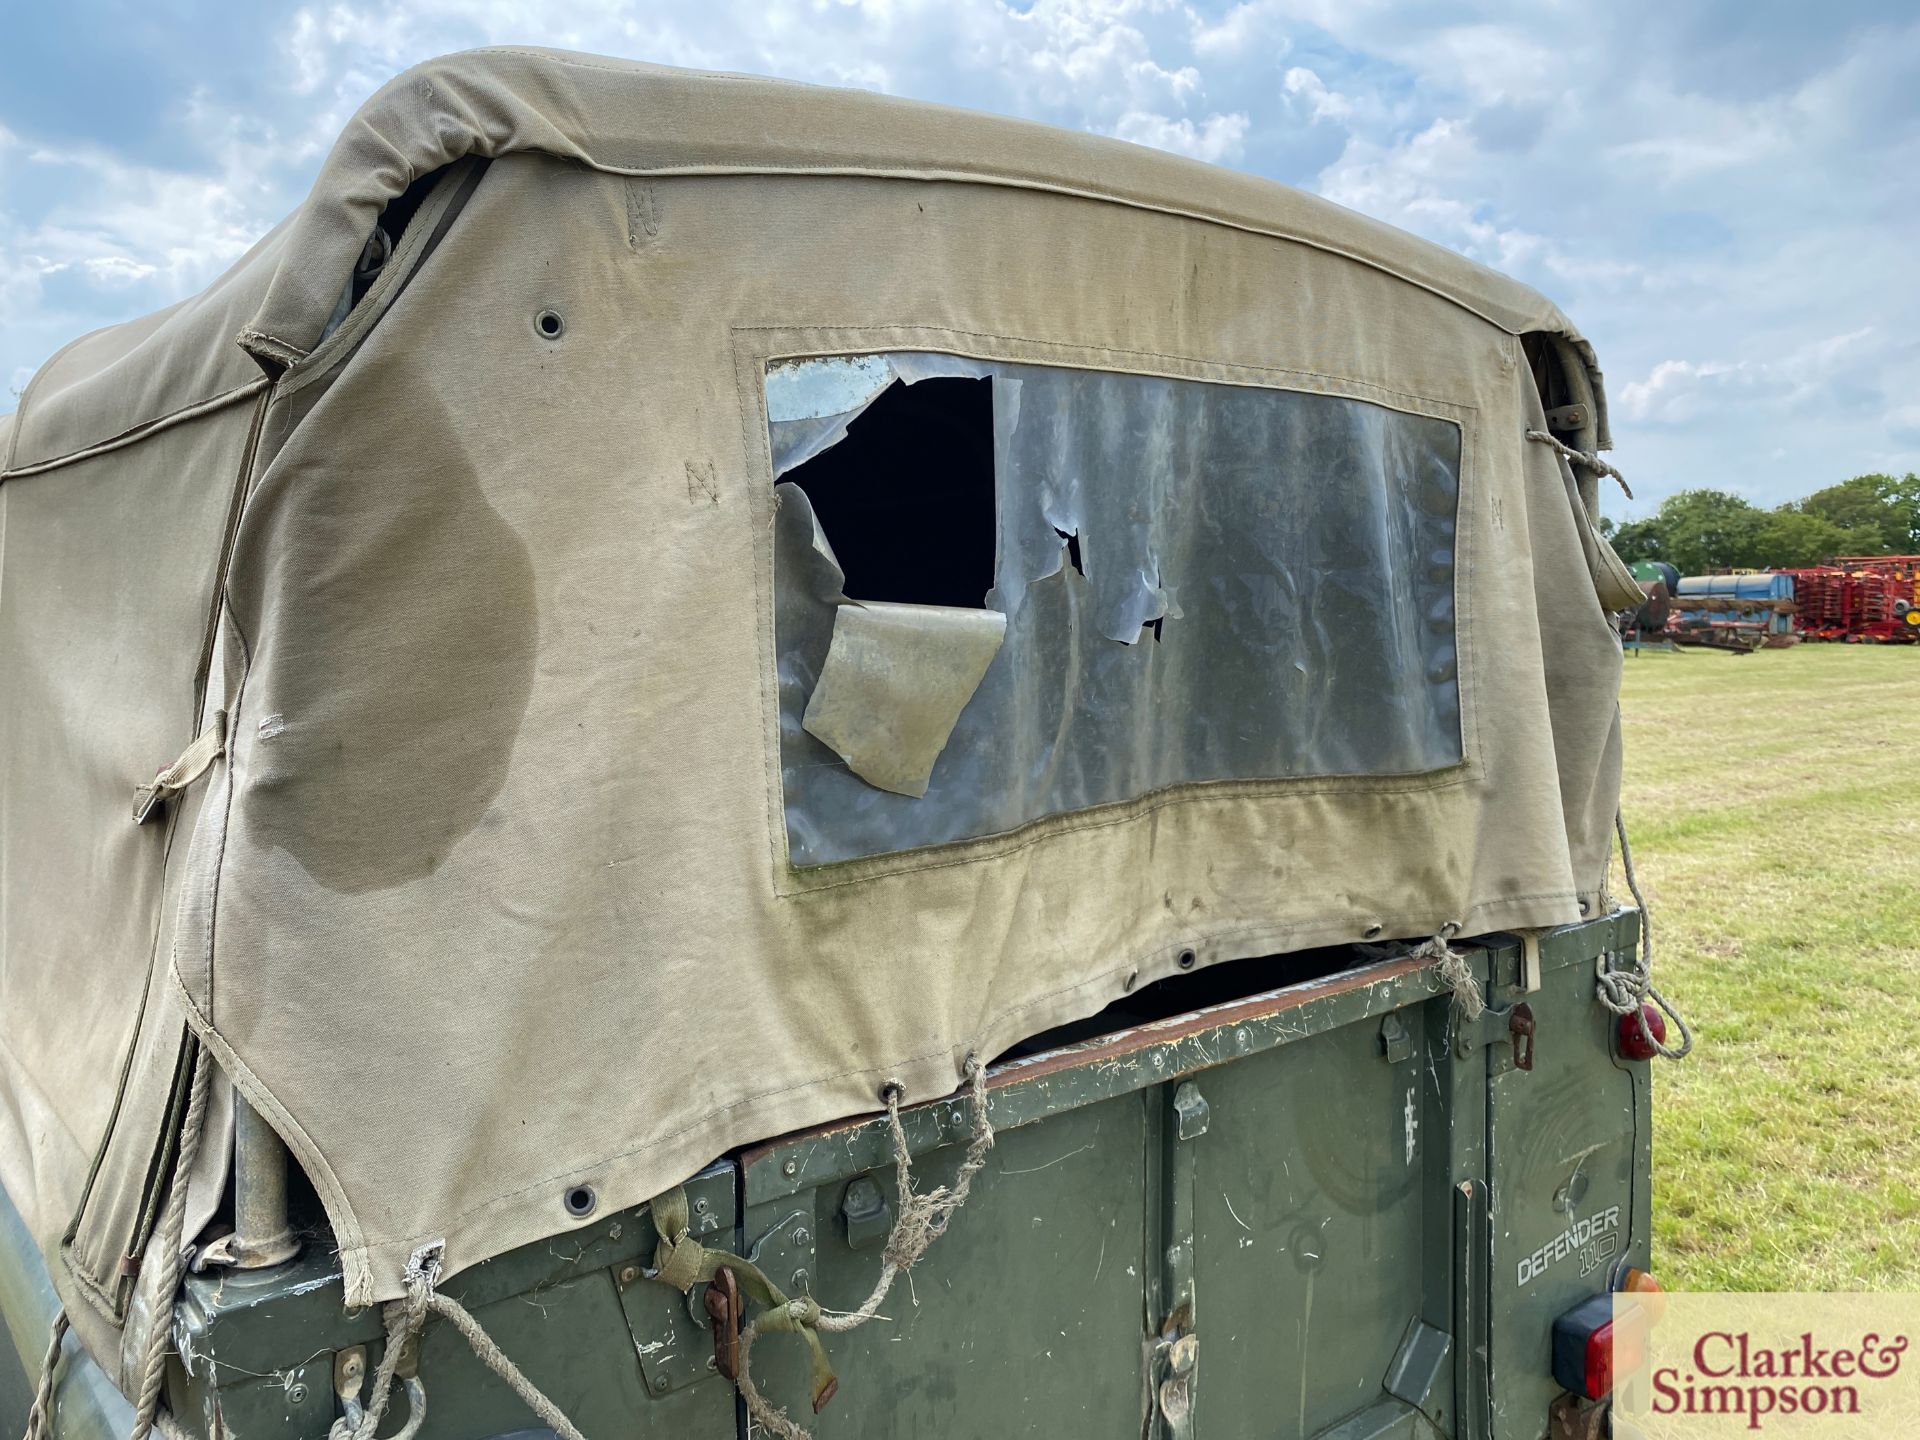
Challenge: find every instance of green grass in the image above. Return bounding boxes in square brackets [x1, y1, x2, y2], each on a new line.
[1618, 643, 1920, 1289]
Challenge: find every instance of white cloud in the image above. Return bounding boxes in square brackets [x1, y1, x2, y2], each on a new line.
[1189, 1, 1285, 59]
[4, 0, 1918, 495]
[1112, 109, 1249, 162]
[1317, 118, 1561, 275]
[1280, 66, 1350, 121]
[1617, 329, 1878, 426]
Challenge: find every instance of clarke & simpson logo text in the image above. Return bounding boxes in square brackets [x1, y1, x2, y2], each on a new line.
[1648, 1330, 1909, 1430]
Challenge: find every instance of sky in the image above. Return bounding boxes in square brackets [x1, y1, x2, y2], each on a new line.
[2, 0, 1916, 515]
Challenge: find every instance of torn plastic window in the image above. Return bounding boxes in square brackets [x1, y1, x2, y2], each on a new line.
[771, 354, 1462, 866]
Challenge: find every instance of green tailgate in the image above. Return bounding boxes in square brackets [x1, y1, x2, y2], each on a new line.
[13, 914, 1649, 1440]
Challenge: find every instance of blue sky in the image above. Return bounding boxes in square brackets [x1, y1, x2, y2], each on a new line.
[3, 0, 1916, 513]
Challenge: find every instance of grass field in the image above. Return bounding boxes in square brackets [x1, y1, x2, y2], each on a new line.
[1618, 643, 1920, 1289]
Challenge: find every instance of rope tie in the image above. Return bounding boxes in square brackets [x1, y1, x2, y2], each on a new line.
[1526, 429, 1633, 500]
[22, 1312, 69, 1440]
[94, 1053, 993, 1440]
[1410, 936, 1485, 1019]
[735, 1055, 995, 1440]
[128, 1043, 215, 1440]
[417, 1289, 583, 1440]
[1596, 810, 1694, 1060]
[334, 1243, 589, 1440]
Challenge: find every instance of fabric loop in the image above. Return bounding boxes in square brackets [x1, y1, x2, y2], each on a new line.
[651, 1232, 708, 1293]
[644, 1187, 792, 1309]
[648, 1187, 689, 1243]
[133, 713, 227, 824]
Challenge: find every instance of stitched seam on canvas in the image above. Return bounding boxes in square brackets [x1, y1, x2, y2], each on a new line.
[737, 324, 1476, 412]
[1, 380, 271, 481]
[730, 339, 789, 890]
[737, 324, 1481, 893]
[168, 976, 368, 1272]
[780, 768, 1475, 895]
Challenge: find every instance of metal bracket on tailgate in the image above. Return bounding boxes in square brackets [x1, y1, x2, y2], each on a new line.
[1453, 1002, 1536, 1073]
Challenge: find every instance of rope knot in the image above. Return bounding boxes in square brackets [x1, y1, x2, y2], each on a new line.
[1604, 810, 1695, 1061]
[1410, 936, 1485, 1019]
[401, 1241, 444, 1328]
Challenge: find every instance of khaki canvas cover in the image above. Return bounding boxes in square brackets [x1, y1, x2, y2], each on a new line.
[0, 47, 1631, 1349]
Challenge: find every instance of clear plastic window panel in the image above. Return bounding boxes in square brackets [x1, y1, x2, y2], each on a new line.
[769, 354, 1461, 866]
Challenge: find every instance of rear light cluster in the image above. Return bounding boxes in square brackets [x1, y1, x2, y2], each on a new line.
[1552, 1269, 1663, 1400]
[1617, 1004, 1669, 1062]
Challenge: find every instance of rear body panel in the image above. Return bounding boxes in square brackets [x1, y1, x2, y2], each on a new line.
[7, 913, 1646, 1440]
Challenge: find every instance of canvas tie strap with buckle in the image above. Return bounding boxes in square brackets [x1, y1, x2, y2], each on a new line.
[132, 713, 227, 824]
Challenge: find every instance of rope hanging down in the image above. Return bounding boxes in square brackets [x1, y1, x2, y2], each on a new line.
[315, 1243, 589, 1440]
[1597, 810, 1694, 1061]
[22, 1047, 995, 1440]
[128, 1044, 216, 1440]
[21, 1312, 69, 1440]
[733, 1056, 994, 1440]
[1525, 429, 1633, 500]
[23, 1042, 232, 1440]
[330, 1057, 994, 1440]
[334, 1245, 589, 1440]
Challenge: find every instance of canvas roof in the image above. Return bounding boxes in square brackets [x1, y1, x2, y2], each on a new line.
[1, 48, 1628, 1349]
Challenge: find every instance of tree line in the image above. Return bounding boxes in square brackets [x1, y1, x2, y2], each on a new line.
[1600, 474, 1920, 575]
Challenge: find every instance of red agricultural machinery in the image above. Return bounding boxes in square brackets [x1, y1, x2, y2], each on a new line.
[1784, 557, 1920, 642]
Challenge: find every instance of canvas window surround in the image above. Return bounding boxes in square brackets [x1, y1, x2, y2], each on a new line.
[761, 348, 1468, 869]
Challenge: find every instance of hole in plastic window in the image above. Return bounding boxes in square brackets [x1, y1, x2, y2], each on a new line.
[768, 354, 1462, 866]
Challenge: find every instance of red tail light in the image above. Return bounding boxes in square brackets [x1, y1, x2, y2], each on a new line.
[1553, 1292, 1650, 1399]
[1617, 1004, 1667, 1062]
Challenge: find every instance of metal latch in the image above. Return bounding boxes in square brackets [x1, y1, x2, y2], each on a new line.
[705, 1265, 741, 1381]
[1454, 1002, 1537, 1072]
[1172, 1083, 1210, 1140]
[1151, 1303, 1198, 1437]
[1508, 1003, 1536, 1072]
[839, 1175, 892, 1251]
[1379, 1012, 1413, 1064]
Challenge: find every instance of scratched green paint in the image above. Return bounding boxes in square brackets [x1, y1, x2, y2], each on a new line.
[143, 916, 1642, 1440]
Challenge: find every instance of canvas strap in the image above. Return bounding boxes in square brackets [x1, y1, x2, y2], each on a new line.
[132, 713, 227, 824]
[646, 1187, 839, 1410]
